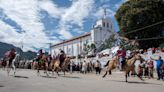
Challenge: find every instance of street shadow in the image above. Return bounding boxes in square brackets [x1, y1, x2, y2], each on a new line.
[0, 85, 4, 87]
[60, 76, 80, 79]
[127, 81, 162, 85]
[13, 75, 29, 79]
[41, 75, 56, 78]
[109, 80, 162, 85]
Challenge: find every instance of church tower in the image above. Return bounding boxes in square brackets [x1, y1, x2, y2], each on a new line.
[91, 8, 114, 48]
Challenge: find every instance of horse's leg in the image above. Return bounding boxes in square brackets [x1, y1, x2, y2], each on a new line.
[102, 67, 111, 78]
[37, 63, 40, 76]
[55, 67, 60, 76]
[12, 61, 16, 76]
[51, 65, 55, 75]
[52, 66, 55, 76]
[63, 70, 65, 76]
[136, 69, 144, 81]
[125, 69, 130, 82]
[57, 68, 60, 76]
[6, 60, 11, 76]
[37, 69, 40, 76]
[45, 63, 49, 76]
[102, 71, 108, 78]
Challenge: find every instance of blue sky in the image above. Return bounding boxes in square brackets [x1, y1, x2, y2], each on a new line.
[0, 0, 126, 51]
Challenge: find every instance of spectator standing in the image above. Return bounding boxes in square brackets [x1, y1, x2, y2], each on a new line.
[147, 60, 154, 78]
[152, 56, 163, 80]
[82, 61, 87, 74]
[94, 60, 101, 74]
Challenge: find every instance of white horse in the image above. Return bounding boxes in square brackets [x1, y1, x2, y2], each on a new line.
[7, 54, 20, 76]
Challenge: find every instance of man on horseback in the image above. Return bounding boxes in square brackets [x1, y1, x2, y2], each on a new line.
[37, 49, 44, 60]
[117, 47, 126, 71]
[59, 50, 66, 68]
[4, 48, 17, 75]
[36, 49, 44, 69]
[5, 48, 16, 67]
[36, 49, 49, 76]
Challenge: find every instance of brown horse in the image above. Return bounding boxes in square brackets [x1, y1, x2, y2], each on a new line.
[102, 54, 145, 82]
[51, 56, 71, 76]
[124, 54, 145, 82]
[102, 56, 119, 78]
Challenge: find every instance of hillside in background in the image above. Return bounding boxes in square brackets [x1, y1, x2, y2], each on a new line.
[0, 42, 37, 60]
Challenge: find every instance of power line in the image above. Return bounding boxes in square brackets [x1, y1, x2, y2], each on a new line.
[123, 20, 164, 35]
[130, 36, 164, 41]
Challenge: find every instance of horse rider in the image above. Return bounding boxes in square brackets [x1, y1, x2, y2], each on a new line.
[47, 54, 52, 67]
[37, 49, 44, 61]
[4, 48, 17, 68]
[59, 50, 66, 67]
[36, 49, 45, 66]
[117, 47, 126, 71]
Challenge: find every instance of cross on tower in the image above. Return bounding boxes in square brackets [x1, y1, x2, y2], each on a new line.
[103, 8, 107, 19]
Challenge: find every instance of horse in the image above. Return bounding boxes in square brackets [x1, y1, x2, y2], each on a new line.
[102, 54, 145, 82]
[124, 54, 145, 82]
[36, 54, 49, 76]
[102, 56, 119, 78]
[5, 54, 19, 76]
[51, 56, 71, 76]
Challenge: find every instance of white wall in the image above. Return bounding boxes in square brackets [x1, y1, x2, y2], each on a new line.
[51, 35, 91, 57]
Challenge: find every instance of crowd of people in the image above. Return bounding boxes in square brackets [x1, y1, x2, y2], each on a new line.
[68, 60, 101, 74]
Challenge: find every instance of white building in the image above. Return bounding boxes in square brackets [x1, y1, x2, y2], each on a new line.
[51, 15, 114, 57]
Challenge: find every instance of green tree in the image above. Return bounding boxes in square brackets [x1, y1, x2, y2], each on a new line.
[98, 34, 117, 51]
[115, 0, 164, 49]
[83, 43, 96, 55]
[90, 43, 96, 53]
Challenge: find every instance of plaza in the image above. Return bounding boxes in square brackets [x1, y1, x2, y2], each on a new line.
[0, 69, 163, 92]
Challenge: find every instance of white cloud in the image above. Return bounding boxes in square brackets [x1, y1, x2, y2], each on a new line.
[39, 0, 65, 19]
[59, 0, 94, 39]
[0, 0, 51, 51]
[61, 0, 94, 26]
[0, 0, 121, 51]
[0, 20, 22, 46]
[39, 0, 94, 39]
[71, 28, 85, 34]
[0, 0, 94, 51]
[58, 28, 73, 39]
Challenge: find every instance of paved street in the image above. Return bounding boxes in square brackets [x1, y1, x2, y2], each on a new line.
[0, 69, 164, 92]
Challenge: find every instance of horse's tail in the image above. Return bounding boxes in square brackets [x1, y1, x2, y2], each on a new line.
[104, 60, 109, 67]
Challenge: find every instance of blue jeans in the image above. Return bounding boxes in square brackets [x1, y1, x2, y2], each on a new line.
[119, 57, 125, 70]
[157, 69, 163, 80]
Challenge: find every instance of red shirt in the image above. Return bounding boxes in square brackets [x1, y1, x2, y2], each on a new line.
[117, 50, 126, 58]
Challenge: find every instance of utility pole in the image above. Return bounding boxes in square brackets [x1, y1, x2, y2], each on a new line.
[49, 43, 52, 55]
[20, 30, 26, 60]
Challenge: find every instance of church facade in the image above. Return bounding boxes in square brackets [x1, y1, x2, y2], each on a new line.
[51, 16, 114, 57]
